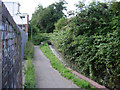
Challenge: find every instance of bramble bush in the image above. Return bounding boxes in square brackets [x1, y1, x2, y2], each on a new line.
[50, 1, 120, 89]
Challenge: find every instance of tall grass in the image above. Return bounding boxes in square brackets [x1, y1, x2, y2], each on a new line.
[24, 59, 36, 88]
[24, 41, 36, 88]
[24, 41, 34, 60]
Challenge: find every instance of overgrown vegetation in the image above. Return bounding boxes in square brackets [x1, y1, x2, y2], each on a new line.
[24, 41, 36, 88]
[49, 1, 120, 89]
[24, 41, 34, 59]
[31, 0, 120, 89]
[40, 43, 94, 89]
[24, 59, 36, 88]
[29, 0, 67, 44]
[54, 16, 67, 31]
[32, 33, 50, 45]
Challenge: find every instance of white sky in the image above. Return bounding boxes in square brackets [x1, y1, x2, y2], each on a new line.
[2, 0, 87, 19]
[2, 0, 120, 20]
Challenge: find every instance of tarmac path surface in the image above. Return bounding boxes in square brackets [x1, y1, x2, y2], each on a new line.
[33, 45, 79, 88]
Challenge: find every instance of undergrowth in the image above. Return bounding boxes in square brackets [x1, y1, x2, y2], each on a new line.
[24, 41, 34, 60]
[24, 41, 36, 88]
[24, 59, 36, 88]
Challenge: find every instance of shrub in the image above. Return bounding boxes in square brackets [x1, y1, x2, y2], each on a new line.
[54, 16, 67, 31]
[32, 33, 49, 45]
[24, 41, 34, 60]
[49, 1, 120, 89]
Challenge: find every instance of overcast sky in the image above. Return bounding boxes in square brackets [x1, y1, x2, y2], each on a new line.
[2, 0, 82, 19]
[2, 0, 120, 20]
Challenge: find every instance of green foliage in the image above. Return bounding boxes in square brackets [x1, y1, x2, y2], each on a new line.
[30, 0, 120, 89]
[61, 69, 75, 80]
[48, 30, 67, 51]
[30, 0, 67, 44]
[32, 33, 49, 45]
[54, 16, 67, 31]
[40, 43, 67, 73]
[31, 0, 67, 33]
[24, 41, 36, 88]
[24, 41, 34, 60]
[47, 1, 120, 89]
[72, 78, 94, 89]
[40, 43, 94, 89]
[24, 59, 36, 88]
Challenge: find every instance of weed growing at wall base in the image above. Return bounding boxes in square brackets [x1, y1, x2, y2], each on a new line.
[40, 43, 95, 89]
[24, 59, 36, 88]
[24, 41, 34, 60]
[24, 41, 36, 88]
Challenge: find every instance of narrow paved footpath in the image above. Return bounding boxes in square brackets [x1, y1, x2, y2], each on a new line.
[33, 46, 79, 88]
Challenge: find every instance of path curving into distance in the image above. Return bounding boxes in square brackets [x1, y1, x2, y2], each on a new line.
[33, 45, 79, 88]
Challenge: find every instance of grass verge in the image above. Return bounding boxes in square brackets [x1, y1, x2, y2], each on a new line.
[24, 59, 36, 88]
[40, 43, 95, 89]
[24, 41, 36, 88]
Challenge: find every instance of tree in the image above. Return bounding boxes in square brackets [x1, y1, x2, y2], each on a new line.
[31, 0, 67, 33]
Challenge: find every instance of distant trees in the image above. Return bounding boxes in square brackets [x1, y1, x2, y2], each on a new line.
[30, 0, 67, 33]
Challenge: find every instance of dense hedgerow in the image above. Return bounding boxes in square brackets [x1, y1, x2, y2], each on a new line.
[49, 1, 120, 89]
